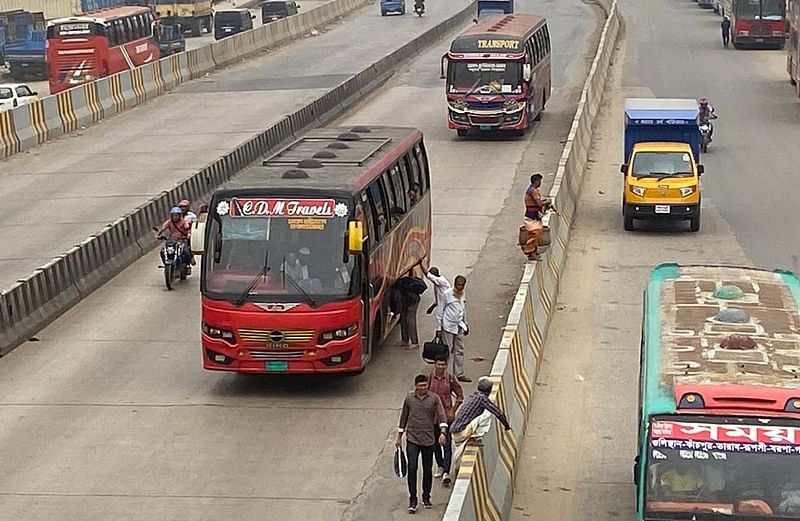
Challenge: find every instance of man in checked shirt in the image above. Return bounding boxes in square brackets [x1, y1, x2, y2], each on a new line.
[450, 376, 511, 473]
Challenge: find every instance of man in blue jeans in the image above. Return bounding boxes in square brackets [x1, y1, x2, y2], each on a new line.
[396, 374, 448, 513]
[429, 355, 464, 485]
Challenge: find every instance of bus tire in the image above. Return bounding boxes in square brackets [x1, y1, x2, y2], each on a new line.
[534, 90, 545, 121]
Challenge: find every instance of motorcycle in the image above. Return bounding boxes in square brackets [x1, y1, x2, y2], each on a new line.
[153, 229, 190, 290]
[699, 122, 712, 153]
[414, 0, 425, 16]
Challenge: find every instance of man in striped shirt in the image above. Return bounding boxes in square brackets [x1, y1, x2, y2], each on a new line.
[451, 376, 511, 473]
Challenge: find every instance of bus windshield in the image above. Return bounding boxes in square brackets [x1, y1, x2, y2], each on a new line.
[645, 416, 800, 518]
[202, 196, 357, 302]
[736, 0, 785, 20]
[447, 60, 523, 95]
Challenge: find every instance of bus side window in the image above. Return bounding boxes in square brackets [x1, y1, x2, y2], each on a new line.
[366, 180, 388, 241]
[146, 12, 155, 37]
[360, 191, 376, 242]
[107, 22, 117, 46]
[399, 158, 417, 207]
[526, 39, 535, 66]
[381, 171, 401, 226]
[414, 142, 431, 193]
[533, 32, 542, 64]
[389, 163, 407, 215]
[116, 20, 126, 46]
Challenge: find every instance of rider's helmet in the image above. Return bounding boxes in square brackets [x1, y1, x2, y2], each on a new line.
[178, 199, 191, 209]
[170, 206, 183, 217]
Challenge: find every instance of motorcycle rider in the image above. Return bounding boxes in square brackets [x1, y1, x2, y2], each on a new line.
[155, 207, 192, 270]
[414, 0, 425, 13]
[178, 199, 197, 223]
[698, 97, 717, 142]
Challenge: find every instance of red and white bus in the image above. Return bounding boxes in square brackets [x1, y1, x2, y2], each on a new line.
[195, 126, 432, 374]
[46, 6, 160, 94]
[722, 0, 787, 49]
[440, 14, 551, 137]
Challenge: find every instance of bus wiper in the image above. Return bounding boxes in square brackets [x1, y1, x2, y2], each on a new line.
[281, 261, 317, 308]
[235, 248, 269, 307]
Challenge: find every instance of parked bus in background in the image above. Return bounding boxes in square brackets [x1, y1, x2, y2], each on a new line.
[721, 0, 787, 49]
[151, 0, 213, 36]
[46, 6, 159, 94]
[788, 0, 800, 90]
[194, 126, 432, 374]
[440, 14, 551, 137]
[635, 263, 800, 520]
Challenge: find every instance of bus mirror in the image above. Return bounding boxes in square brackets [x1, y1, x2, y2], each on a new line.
[348, 221, 364, 253]
[440, 55, 447, 80]
[697, 164, 705, 175]
[523, 63, 531, 82]
[213, 232, 222, 263]
[620, 163, 628, 174]
[191, 220, 206, 255]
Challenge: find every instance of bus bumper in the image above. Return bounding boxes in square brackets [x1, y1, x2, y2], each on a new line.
[448, 109, 528, 132]
[202, 336, 363, 374]
[734, 35, 786, 47]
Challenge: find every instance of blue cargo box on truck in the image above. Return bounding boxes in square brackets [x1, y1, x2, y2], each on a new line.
[624, 98, 700, 162]
[5, 29, 46, 80]
[477, 0, 513, 18]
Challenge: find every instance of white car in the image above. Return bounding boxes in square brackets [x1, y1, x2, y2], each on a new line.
[0, 83, 39, 111]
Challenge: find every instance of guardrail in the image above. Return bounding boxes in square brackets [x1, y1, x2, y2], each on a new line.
[0, 0, 478, 355]
[0, 0, 370, 160]
[442, 1, 622, 520]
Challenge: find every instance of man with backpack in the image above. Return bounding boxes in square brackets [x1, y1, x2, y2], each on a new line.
[428, 354, 464, 485]
[392, 275, 427, 350]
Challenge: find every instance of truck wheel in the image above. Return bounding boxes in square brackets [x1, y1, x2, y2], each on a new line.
[623, 207, 634, 231]
[689, 214, 701, 232]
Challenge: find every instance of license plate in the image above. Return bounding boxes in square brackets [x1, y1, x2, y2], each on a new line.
[755, 38, 764, 42]
[479, 125, 491, 131]
[655, 205, 671, 214]
[265, 361, 288, 372]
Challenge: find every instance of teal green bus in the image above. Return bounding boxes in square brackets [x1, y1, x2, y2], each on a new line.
[636, 263, 800, 520]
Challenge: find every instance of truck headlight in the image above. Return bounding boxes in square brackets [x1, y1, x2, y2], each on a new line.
[631, 186, 646, 197]
[680, 186, 696, 197]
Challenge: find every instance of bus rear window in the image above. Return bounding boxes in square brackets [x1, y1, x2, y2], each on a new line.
[48, 22, 102, 38]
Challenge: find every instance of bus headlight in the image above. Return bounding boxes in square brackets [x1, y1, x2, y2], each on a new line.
[680, 186, 696, 197]
[631, 186, 646, 197]
[202, 323, 235, 342]
[448, 100, 467, 113]
[503, 100, 525, 113]
[738, 30, 749, 36]
[320, 323, 358, 344]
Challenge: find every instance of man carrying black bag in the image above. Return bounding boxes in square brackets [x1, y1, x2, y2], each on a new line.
[396, 374, 448, 514]
[392, 275, 427, 350]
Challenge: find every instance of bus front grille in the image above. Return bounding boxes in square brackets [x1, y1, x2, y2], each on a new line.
[249, 350, 305, 360]
[238, 328, 315, 345]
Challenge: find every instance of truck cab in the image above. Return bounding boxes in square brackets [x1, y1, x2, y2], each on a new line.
[621, 99, 704, 232]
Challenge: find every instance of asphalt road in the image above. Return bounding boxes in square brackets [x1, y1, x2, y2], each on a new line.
[0, 0, 471, 293]
[0, 1, 601, 520]
[509, 0, 800, 519]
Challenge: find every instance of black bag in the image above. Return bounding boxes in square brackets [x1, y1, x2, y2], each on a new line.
[406, 276, 427, 295]
[394, 446, 408, 478]
[422, 336, 448, 364]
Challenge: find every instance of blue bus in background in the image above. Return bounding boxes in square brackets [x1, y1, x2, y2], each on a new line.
[477, 0, 513, 18]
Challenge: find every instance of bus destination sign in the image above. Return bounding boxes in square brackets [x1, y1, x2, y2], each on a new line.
[222, 198, 348, 219]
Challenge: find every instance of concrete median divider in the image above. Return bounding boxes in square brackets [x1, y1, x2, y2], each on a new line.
[0, 0, 478, 355]
[0, 0, 375, 162]
[442, 2, 621, 521]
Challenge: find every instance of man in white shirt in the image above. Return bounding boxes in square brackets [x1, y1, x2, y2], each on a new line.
[439, 275, 471, 383]
[425, 267, 451, 331]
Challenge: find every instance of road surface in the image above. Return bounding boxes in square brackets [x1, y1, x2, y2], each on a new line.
[0, 0, 471, 292]
[509, 1, 799, 520]
[0, 1, 602, 520]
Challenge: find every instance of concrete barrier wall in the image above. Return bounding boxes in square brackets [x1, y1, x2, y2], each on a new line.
[0, 0, 479, 355]
[0, 0, 372, 162]
[442, 2, 622, 520]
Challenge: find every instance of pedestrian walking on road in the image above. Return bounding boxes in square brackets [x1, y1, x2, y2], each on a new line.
[425, 267, 451, 331]
[396, 374, 449, 514]
[439, 275, 471, 383]
[429, 355, 464, 486]
[721, 17, 731, 48]
[393, 275, 426, 350]
[450, 377, 511, 474]
[519, 173, 551, 261]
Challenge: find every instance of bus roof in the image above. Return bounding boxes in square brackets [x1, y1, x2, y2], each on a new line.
[217, 126, 422, 195]
[48, 6, 151, 26]
[643, 263, 800, 419]
[449, 14, 545, 53]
